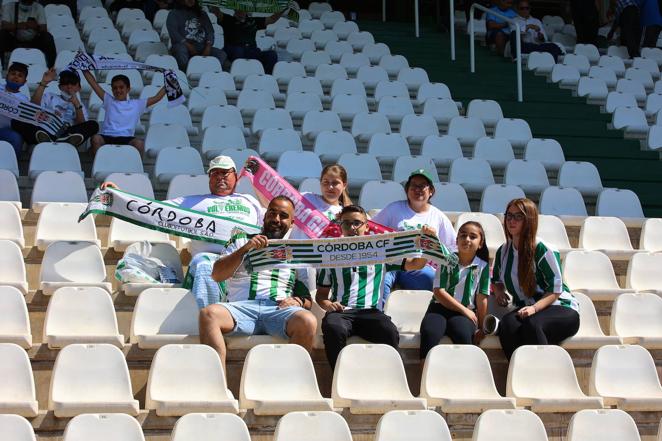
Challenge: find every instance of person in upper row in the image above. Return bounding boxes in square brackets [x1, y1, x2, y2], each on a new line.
[372, 169, 457, 307]
[0, 62, 29, 157]
[0, 0, 56, 67]
[511, 0, 564, 61]
[419, 221, 490, 360]
[486, 0, 518, 56]
[491, 198, 580, 360]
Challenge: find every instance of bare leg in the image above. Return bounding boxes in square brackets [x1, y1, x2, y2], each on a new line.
[199, 304, 235, 371]
[90, 134, 105, 156]
[129, 137, 144, 157]
[285, 310, 317, 352]
[494, 32, 507, 56]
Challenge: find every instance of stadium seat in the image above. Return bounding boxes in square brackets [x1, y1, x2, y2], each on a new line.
[49, 343, 139, 417]
[35, 203, 99, 251]
[564, 53, 590, 75]
[285, 92, 324, 121]
[28, 142, 83, 179]
[359, 180, 406, 211]
[588, 66, 618, 89]
[340, 52, 370, 76]
[479, 184, 526, 215]
[420, 345, 516, 412]
[567, 409, 641, 441]
[598, 55, 626, 77]
[0, 286, 31, 348]
[507, 345, 603, 411]
[538, 186, 588, 226]
[379, 54, 410, 79]
[611, 106, 649, 137]
[0, 241, 27, 296]
[616, 79, 647, 103]
[625, 67, 654, 90]
[287, 38, 316, 60]
[276, 151, 323, 185]
[379, 290, 429, 347]
[315, 64, 349, 89]
[108, 217, 175, 253]
[347, 30, 375, 51]
[149, 106, 198, 136]
[420, 135, 463, 167]
[331, 94, 370, 121]
[314, 130, 357, 162]
[455, 212, 505, 256]
[187, 86, 228, 115]
[259, 128, 303, 161]
[333, 20, 359, 39]
[186, 56, 222, 82]
[494, 118, 533, 151]
[252, 108, 294, 137]
[558, 162, 604, 196]
[472, 409, 549, 441]
[374, 80, 409, 101]
[590, 344, 662, 410]
[574, 43, 600, 63]
[201, 105, 247, 134]
[273, 411, 353, 441]
[400, 114, 440, 145]
[302, 110, 343, 142]
[171, 413, 251, 441]
[309, 2, 333, 19]
[527, 51, 555, 74]
[331, 78, 367, 99]
[466, 99, 504, 130]
[309, 29, 336, 49]
[325, 40, 354, 63]
[448, 158, 495, 193]
[562, 250, 631, 300]
[504, 159, 550, 194]
[43, 287, 124, 349]
[392, 156, 438, 184]
[91, 144, 144, 181]
[551, 64, 580, 88]
[154, 147, 205, 185]
[362, 42, 391, 64]
[146, 344, 239, 415]
[422, 97, 460, 127]
[0, 203, 25, 249]
[374, 410, 453, 441]
[201, 126, 247, 160]
[288, 76, 324, 97]
[298, 18, 324, 38]
[0, 142, 19, 178]
[473, 137, 515, 169]
[416, 82, 453, 104]
[106, 173, 154, 199]
[130, 288, 199, 349]
[62, 413, 144, 441]
[595, 189, 645, 227]
[397, 67, 430, 92]
[640, 218, 662, 251]
[430, 183, 470, 222]
[0, 414, 35, 441]
[243, 74, 283, 100]
[536, 214, 574, 256]
[611, 292, 662, 347]
[447, 116, 486, 147]
[301, 51, 332, 73]
[645, 93, 662, 118]
[524, 138, 566, 171]
[351, 112, 392, 143]
[0, 343, 38, 417]
[230, 59, 265, 83]
[367, 134, 411, 165]
[562, 292, 622, 349]
[240, 344, 333, 415]
[579, 217, 635, 260]
[199, 71, 237, 93]
[356, 65, 390, 91]
[40, 241, 111, 295]
[332, 344, 427, 413]
[577, 77, 609, 102]
[30, 171, 88, 212]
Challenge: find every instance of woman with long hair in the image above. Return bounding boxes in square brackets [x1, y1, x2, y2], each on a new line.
[492, 198, 579, 359]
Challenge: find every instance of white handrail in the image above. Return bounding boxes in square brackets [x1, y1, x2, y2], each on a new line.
[450, 0, 456, 60]
[468, 4, 523, 102]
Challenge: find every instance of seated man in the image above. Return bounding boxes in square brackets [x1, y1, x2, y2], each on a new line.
[12, 68, 99, 147]
[0, 62, 29, 156]
[512, 0, 563, 61]
[199, 196, 318, 368]
[0, 0, 56, 67]
[316, 205, 429, 369]
[486, 0, 518, 56]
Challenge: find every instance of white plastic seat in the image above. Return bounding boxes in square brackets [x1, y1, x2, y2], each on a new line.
[49, 343, 139, 417]
[575, 43, 600, 64]
[420, 135, 463, 167]
[302, 110, 342, 141]
[28, 142, 83, 179]
[274, 27, 302, 47]
[240, 344, 333, 415]
[0, 202, 25, 249]
[199, 71, 237, 92]
[311, 30, 337, 50]
[649, 124, 662, 151]
[130, 288, 199, 348]
[298, 19, 324, 38]
[567, 409, 642, 441]
[351, 112, 391, 143]
[564, 53, 591, 75]
[285, 92, 324, 120]
[108, 217, 174, 253]
[645, 93, 662, 118]
[357, 65, 390, 90]
[44, 287, 123, 349]
[359, 180, 406, 211]
[259, 128, 303, 161]
[237, 89, 276, 116]
[494, 118, 533, 151]
[589, 66, 618, 89]
[472, 409, 549, 441]
[251, 108, 294, 137]
[0, 141, 20, 178]
[171, 413, 250, 441]
[30, 171, 88, 212]
[337, 153, 382, 189]
[524, 138, 565, 171]
[62, 413, 144, 441]
[276, 151, 323, 186]
[605, 92, 638, 115]
[362, 42, 391, 65]
[599, 54, 626, 77]
[577, 77, 609, 101]
[288, 76, 324, 97]
[332, 344, 427, 414]
[527, 51, 555, 74]
[430, 182, 470, 222]
[325, 40, 353, 63]
[339, 52, 370, 76]
[377, 96, 415, 124]
[563, 250, 631, 300]
[611, 106, 649, 136]
[347, 31, 374, 51]
[416, 82, 453, 105]
[558, 162, 603, 196]
[595, 188, 644, 227]
[473, 137, 515, 169]
[243, 74, 283, 100]
[154, 147, 205, 185]
[374, 80, 409, 102]
[0, 414, 35, 441]
[455, 212, 505, 256]
[640, 218, 662, 251]
[625, 67, 654, 90]
[201, 126, 247, 160]
[507, 345, 603, 411]
[536, 214, 574, 256]
[301, 50, 331, 73]
[230, 58, 264, 83]
[611, 292, 662, 347]
[331, 78, 367, 98]
[187, 86, 228, 115]
[314, 130, 357, 162]
[466, 99, 503, 130]
[480, 184, 526, 215]
[539, 186, 587, 226]
[149, 105, 198, 136]
[186, 55, 222, 82]
[309, 2, 333, 19]
[92, 144, 144, 181]
[504, 159, 549, 194]
[449, 157, 495, 193]
[616, 78, 647, 102]
[0, 286, 31, 348]
[367, 133, 410, 165]
[562, 291, 622, 349]
[331, 93, 369, 121]
[314, 64, 348, 89]
[590, 344, 662, 410]
[551, 64, 580, 87]
[333, 20, 359, 39]
[374, 410, 453, 441]
[146, 344, 239, 415]
[392, 156, 438, 184]
[40, 241, 111, 295]
[448, 116, 486, 147]
[579, 216, 635, 260]
[397, 67, 429, 92]
[420, 345, 516, 412]
[35, 203, 99, 251]
[422, 97, 460, 127]
[106, 173, 154, 199]
[201, 105, 246, 134]
[399, 114, 439, 144]
[273, 411, 352, 441]
[0, 343, 38, 417]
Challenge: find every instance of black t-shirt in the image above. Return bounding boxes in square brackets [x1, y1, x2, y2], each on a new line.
[222, 14, 267, 46]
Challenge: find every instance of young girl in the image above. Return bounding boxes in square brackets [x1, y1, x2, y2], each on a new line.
[419, 221, 490, 359]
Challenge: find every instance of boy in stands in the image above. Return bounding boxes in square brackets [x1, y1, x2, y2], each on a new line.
[0, 62, 29, 156]
[82, 70, 166, 156]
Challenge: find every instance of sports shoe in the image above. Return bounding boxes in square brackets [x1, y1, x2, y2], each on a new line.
[483, 314, 500, 335]
[57, 133, 85, 147]
[35, 130, 52, 143]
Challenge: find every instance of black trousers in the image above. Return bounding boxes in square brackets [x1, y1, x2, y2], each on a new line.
[419, 302, 476, 359]
[321, 308, 399, 369]
[510, 32, 564, 63]
[570, 0, 599, 45]
[12, 119, 98, 144]
[643, 25, 662, 48]
[620, 6, 642, 58]
[498, 305, 580, 360]
[0, 30, 56, 67]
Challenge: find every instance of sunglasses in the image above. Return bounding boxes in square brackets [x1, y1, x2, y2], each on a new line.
[505, 212, 526, 222]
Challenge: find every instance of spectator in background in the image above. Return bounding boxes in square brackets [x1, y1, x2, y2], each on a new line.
[640, 0, 662, 48]
[145, 0, 174, 22]
[12, 69, 98, 147]
[108, 0, 144, 14]
[512, 0, 564, 61]
[486, 0, 518, 56]
[570, 0, 599, 45]
[0, 0, 56, 67]
[607, 0, 641, 58]
[221, 7, 285, 74]
[0, 62, 29, 157]
[167, 0, 226, 71]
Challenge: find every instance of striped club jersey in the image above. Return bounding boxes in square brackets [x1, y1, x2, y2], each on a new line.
[433, 254, 490, 309]
[317, 263, 401, 310]
[492, 241, 578, 311]
[224, 233, 311, 302]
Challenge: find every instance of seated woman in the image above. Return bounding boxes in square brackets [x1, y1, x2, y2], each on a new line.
[419, 221, 490, 360]
[492, 198, 579, 359]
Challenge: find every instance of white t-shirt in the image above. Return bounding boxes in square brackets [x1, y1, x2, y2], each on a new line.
[167, 192, 265, 255]
[0, 88, 28, 129]
[41, 92, 88, 125]
[290, 192, 343, 239]
[513, 16, 548, 44]
[1, 2, 46, 42]
[100, 93, 147, 137]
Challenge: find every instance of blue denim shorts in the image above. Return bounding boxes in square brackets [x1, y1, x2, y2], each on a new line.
[219, 299, 304, 339]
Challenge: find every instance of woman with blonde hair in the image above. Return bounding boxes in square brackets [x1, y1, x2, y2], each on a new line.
[492, 198, 579, 359]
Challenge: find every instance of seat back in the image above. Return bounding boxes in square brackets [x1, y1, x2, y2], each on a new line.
[171, 413, 250, 441]
[40, 241, 107, 285]
[563, 250, 620, 290]
[567, 409, 641, 441]
[579, 217, 633, 251]
[273, 411, 352, 441]
[640, 218, 662, 252]
[590, 344, 662, 398]
[0, 414, 35, 441]
[611, 292, 662, 338]
[472, 409, 548, 441]
[131, 288, 199, 343]
[374, 410, 453, 441]
[62, 413, 144, 441]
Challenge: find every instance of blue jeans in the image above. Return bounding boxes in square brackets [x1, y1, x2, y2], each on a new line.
[0, 127, 23, 157]
[224, 44, 278, 74]
[381, 266, 437, 308]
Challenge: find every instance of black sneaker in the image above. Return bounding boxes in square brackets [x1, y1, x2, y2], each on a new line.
[35, 130, 52, 143]
[57, 133, 85, 147]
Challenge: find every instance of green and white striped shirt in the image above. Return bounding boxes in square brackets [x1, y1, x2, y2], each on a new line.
[224, 233, 310, 302]
[317, 263, 400, 310]
[492, 240, 578, 311]
[433, 255, 490, 309]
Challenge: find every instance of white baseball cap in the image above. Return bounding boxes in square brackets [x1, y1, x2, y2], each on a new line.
[208, 155, 236, 174]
